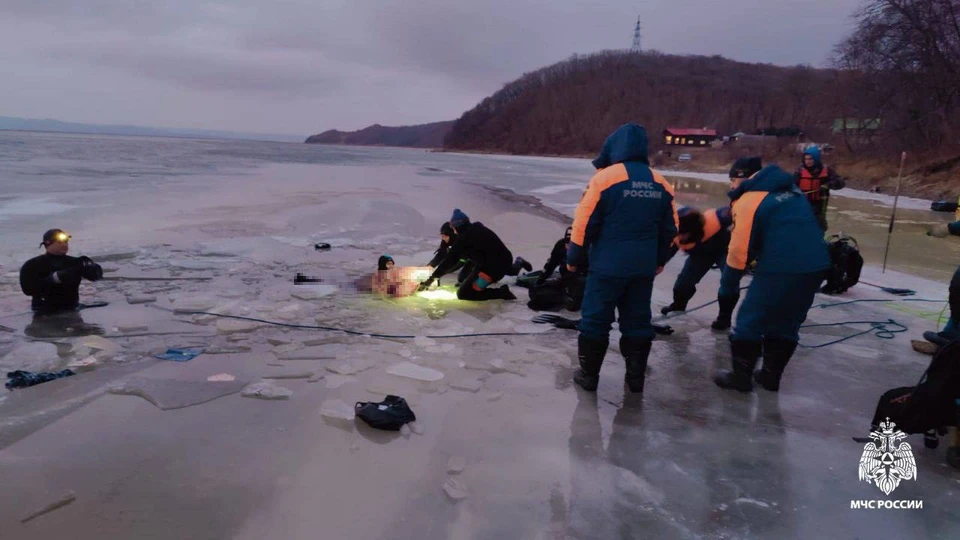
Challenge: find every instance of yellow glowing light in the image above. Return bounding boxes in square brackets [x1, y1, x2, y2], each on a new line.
[57, 232, 70, 242]
[417, 289, 458, 301]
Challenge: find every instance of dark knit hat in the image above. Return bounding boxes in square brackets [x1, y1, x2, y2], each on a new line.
[450, 209, 470, 228]
[440, 222, 455, 236]
[41, 228, 70, 247]
[729, 157, 763, 179]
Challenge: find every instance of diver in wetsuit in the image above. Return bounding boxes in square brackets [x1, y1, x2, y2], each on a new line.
[427, 222, 472, 286]
[418, 209, 532, 301]
[19, 229, 104, 314]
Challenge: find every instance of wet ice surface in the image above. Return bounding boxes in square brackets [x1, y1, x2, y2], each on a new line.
[0, 134, 958, 539]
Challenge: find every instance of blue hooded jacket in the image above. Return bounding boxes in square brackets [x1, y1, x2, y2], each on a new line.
[568, 124, 678, 278]
[803, 145, 822, 167]
[726, 165, 829, 274]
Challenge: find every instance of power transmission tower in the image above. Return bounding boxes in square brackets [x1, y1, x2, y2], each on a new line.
[631, 17, 642, 52]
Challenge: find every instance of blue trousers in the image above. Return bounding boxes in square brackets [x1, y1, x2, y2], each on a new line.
[673, 251, 725, 303]
[732, 271, 824, 343]
[580, 272, 654, 341]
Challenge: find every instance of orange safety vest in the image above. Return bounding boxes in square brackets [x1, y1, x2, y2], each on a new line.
[678, 209, 722, 252]
[798, 166, 830, 205]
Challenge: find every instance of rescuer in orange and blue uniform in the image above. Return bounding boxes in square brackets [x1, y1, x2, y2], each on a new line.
[714, 164, 830, 393]
[566, 123, 678, 394]
[660, 205, 735, 329]
[793, 145, 844, 231]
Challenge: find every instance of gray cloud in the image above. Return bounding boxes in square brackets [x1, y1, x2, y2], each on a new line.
[0, 0, 863, 134]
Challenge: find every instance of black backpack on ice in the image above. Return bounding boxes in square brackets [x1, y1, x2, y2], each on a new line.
[870, 340, 960, 434]
[821, 234, 863, 295]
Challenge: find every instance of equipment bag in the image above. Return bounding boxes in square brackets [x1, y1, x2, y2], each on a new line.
[355, 395, 416, 431]
[527, 279, 566, 312]
[870, 341, 960, 434]
[821, 234, 864, 295]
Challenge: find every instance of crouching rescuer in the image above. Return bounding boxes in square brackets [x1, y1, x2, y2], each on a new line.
[714, 165, 830, 393]
[418, 209, 530, 301]
[660, 205, 737, 330]
[567, 123, 678, 394]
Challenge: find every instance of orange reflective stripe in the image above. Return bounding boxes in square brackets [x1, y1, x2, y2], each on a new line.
[701, 209, 722, 243]
[726, 192, 768, 270]
[652, 170, 679, 233]
[678, 209, 722, 252]
[570, 163, 629, 247]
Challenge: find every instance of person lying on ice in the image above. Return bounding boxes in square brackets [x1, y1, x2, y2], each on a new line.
[714, 164, 830, 393]
[417, 209, 532, 301]
[370, 255, 433, 298]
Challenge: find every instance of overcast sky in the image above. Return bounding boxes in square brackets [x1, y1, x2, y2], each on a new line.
[0, 0, 862, 135]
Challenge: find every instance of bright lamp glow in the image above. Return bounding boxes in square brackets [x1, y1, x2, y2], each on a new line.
[417, 289, 458, 301]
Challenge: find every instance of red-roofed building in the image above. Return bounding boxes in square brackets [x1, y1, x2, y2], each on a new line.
[663, 128, 718, 147]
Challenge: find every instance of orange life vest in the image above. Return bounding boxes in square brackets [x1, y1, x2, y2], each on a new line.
[798, 166, 830, 205]
[678, 209, 722, 252]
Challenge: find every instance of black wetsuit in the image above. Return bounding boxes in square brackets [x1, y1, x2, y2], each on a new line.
[19, 254, 99, 313]
[430, 221, 513, 300]
[534, 237, 588, 311]
[428, 239, 471, 284]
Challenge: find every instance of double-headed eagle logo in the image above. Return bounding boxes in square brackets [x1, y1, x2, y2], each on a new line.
[859, 418, 917, 495]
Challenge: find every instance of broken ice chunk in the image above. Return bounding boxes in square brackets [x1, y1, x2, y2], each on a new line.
[241, 381, 292, 400]
[66, 356, 99, 373]
[450, 377, 483, 393]
[207, 373, 236, 382]
[486, 391, 504, 402]
[290, 285, 337, 300]
[277, 346, 336, 360]
[78, 335, 121, 354]
[447, 456, 466, 474]
[320, 399, 356, 421]
[263, 371, 314, 380]
[216, 318, 262, 335]
[443, 478, 468, 501]
[126, 295, 157, 305]
[386, 362, 444, 382]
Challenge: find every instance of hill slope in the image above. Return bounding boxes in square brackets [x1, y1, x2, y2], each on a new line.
[443, 51, 838, 155]
[305, 121, 454, 148]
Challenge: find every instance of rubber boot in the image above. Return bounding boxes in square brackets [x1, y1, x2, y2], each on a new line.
[660, 289, 692, 315]
[754, 339, 798, 392]
[574, 335, 608, 392]
[714, 339, 762, 392]
[512, 257, 533, 275]
[923, 331, 952, 348]
[498, 285, 517, 301]
[620, 336, 652, 394]
[711, 295, 737, 331]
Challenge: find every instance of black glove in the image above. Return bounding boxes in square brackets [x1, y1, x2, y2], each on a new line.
[417, 278, 435, 292]
[82, 262, 103, 282]
[51, 266, 82, 285]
